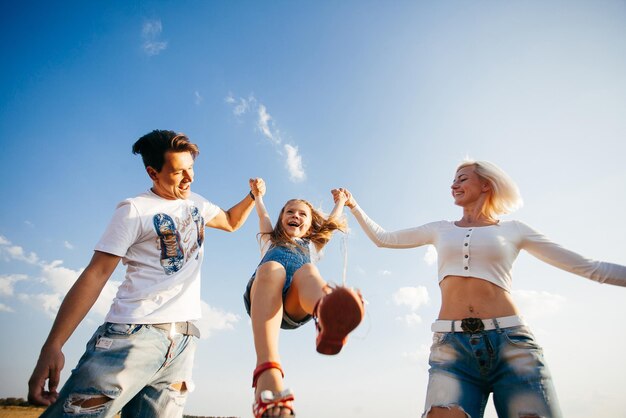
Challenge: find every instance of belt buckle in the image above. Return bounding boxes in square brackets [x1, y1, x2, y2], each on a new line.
[461, 317, 484, 333]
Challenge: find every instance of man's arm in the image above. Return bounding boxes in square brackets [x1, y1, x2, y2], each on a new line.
[206, 178, 265, 232]
[28, 251, 121, 405]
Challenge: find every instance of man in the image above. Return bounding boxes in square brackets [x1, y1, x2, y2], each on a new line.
[28, 130, 264, 417]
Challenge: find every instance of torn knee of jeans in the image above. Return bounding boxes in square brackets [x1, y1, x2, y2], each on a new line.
[64, 393, 113, 414]
[424, 404, 471, 418]
[169, 381, 187, 392]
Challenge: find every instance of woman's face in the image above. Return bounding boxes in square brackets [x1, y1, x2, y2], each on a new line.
[451, 165, 490, 207]
[280, 201, 312, 238]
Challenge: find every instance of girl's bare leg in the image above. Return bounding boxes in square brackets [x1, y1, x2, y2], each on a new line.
[284, 263, 330, 318]
[250, 261, 292, 417]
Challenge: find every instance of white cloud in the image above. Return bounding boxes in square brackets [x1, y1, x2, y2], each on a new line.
[424, 245, 438, 266]
[142, 20, 168, 56]
[257, 105, 277, 143]
[1, 236, 238, 338]
[392, 286, 429, 311]
[396, 312, 423, 326]
[0, 236, 120, 319]
[402, 344, 430, 366]
[0, 237, 39, 264]
[225, 93, 255, 116]
[40, 260, 82, 294]
[0, 303, 14, 313]
[226, 93, 307, 182]
[19, 293, 63, 318]
[33, 260, 120, 318]
[24, 220, 35, 228]
[64, 241, 74, 250]
[378, 269, 392, 276]
[195, 301, 240, 339]
[194, 91, 203, 105]
[284, 144, 305, 182]
[512, 289, 566, 320]
[0, 274, 27, 296]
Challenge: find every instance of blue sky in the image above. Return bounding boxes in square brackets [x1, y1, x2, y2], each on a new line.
[1, 1, 625, 417]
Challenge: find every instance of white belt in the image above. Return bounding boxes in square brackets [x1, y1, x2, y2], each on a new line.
[431, 315, 525, 333]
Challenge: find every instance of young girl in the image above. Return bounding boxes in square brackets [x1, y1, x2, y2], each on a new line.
[244, 182, 365, 417]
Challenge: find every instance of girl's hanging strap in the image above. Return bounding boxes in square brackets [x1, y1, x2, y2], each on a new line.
[341, 233, 348, 287]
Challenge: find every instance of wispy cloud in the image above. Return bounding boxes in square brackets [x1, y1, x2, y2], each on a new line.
[142, 20, 168, 56]
[0, 274, 27, 297]
[393, 286, 429, 311]
[512, 289, 566, 321]
[194, 91, 203, 105]
[284, 144, 305, 182]
[225, 93, 253, 116]
[0, 237, 118, 318]
[225, 93, 306, 182]
[257, 104, 275, 143]
[0, 303, 13, 313]
[0, 235, 239, 339]
[378, 269, 392, 277]
[0, 235, 38, 264]
[196, 301, 240, 339]
[64, 241, 74, 250]
[397, 312, 423, 326]
[402, 344, 430, 368]
[423, 245, 438, 266]
[393, 286, 429, 326]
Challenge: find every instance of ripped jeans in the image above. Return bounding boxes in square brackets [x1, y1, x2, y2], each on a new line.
[41, 322, 196, 418]
[423, 326, 562, 418]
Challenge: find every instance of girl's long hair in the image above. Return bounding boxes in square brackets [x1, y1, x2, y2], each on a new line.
[262, 199, 346, 251]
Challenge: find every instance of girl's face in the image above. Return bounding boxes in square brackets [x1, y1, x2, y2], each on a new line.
[281, 201, 312, 238]
[451, 165, 490, 207]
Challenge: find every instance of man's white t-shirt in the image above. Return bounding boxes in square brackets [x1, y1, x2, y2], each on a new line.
[95, 189, 220, 324]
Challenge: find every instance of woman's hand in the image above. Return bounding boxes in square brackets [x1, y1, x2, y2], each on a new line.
[332, 188, 356, 209]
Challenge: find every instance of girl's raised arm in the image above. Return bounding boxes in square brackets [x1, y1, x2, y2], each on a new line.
[328, 188, 348, 221]
[249, 178, 272, 246]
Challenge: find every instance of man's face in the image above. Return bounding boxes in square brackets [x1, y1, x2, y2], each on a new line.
[148, 151, 194, 200]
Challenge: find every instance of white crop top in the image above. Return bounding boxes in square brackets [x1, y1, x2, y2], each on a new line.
[351, 205, 626, 292]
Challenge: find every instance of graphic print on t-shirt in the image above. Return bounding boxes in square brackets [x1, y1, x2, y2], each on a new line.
[153, 205, 205, 274]
[191, 206, 205, 249]
[153, 213, 185, 274]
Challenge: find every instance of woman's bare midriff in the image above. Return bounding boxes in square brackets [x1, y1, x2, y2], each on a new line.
[438, 275, 520, 320]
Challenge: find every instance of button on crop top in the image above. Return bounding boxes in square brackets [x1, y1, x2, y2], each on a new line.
[350, 205, 626, 292]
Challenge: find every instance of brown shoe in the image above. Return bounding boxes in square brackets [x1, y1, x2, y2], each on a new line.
[314, 286, 365, 355]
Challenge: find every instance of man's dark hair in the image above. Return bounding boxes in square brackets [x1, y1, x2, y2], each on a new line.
[132, 130, 200, 172]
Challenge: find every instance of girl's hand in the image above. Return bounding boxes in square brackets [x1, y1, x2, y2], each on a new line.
[332, 188, 356, 209]
[331, 188, 347, 204]
[249, 178, 266, 198]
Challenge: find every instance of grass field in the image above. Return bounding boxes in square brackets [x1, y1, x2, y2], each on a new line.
[0, 406, 236, 418]
[0, 406, 46, 418]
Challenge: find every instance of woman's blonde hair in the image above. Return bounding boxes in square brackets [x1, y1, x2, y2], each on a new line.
[263, 199, 346, 250]
[456, 160, 523, 218]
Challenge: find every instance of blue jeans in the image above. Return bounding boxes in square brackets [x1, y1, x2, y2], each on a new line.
[41, 323, 196, 418]
[423, 325, 562, 418]
[243, 244, 313, 330]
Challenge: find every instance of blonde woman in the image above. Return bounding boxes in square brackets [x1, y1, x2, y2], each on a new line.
[336, 160, 626, 418]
